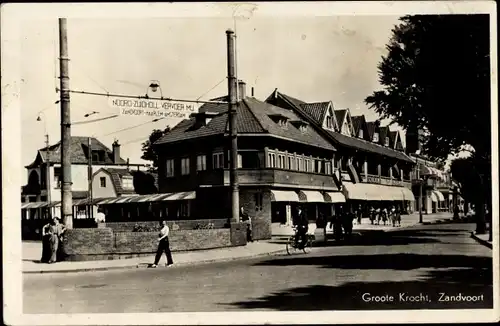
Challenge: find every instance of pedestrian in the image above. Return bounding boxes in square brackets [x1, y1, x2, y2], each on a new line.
[390, 205, 396, 227]
[95, 206, 106, 226]
[150, 220, 174, 268]
[356, 204, 362, 225]
[342, 207, 354, 241]
[240, 206, 253, 242]
[369, 206, 375, 225]
[381, 207, 388, 225]
[48, 217, 65, 264]
[375, 206, 381, 225]
[334, 205, 344, 242]
[395, 206, 402, 227]
[40, 220, 52, 263]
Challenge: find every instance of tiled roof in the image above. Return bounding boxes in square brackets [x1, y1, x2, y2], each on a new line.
[379, 126, 390, 145]
[155, 97, 335, 150]
[325, 130, 413, 162]
[73, 191, 89, 199]
[365, 121, 376, 141]
[105, 168, 136, 195]
[298, 102, 330, 125]
[31, 136, 127, 167]
[351, 115, 366, 134]
[274, 91, 413, 163]
[335, 109, 347, 128]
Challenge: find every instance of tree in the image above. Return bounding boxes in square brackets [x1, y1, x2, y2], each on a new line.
[141, 126, 170, 170]
[365, 14, 491, 233]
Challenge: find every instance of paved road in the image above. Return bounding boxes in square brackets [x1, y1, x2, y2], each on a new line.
[23, 223, 493, 313]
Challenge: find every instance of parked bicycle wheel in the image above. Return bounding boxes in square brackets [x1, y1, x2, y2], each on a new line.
[286, 235, 297, 255]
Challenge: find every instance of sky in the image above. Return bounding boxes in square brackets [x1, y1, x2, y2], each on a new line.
[20, 15, 403, 172]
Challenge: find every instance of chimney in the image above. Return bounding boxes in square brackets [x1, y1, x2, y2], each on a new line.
[112, 140, 121, 163]
[238, 80, 246, 99]
[251, 87, 254, 97]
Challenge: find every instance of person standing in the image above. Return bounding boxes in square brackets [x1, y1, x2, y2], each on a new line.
[240, 206, 253, 242]
[294, 206, 308, 249]
[40, 221, 52, 263]
[48, 218, 65, 264]
[151, 221, 174, 268]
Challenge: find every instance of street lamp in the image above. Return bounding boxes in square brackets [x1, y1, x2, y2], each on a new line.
[146, 80, 163, 99]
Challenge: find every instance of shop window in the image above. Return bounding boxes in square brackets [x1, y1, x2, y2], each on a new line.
[196, 155, 207, 171]
[165, 159, 175, 177]
[254, 192, 263, 212]
[100, 177, 106, 188]
[212, 152, 224, 169]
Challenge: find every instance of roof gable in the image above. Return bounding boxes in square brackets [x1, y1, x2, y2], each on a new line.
[299, 102, 330, 125]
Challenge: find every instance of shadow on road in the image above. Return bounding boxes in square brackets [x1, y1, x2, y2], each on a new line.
[226, 264, 492, 310]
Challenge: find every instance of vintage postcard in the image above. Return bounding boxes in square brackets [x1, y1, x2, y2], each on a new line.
[2, 1, 498, 325]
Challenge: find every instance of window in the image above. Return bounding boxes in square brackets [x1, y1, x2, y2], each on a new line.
[100, 177, 106, 188]
[267, 152, 276, 168]
[213, 152, 224, 169]
[305, 159, 312, 172]
[297, 157, 304, 171]
[287, 156, 294, 170]
[385, 137, 390, 146]
[254, 192, 263, 211]
[278, 154, 285, 169]
[178, 202, 189, 217]
[165, 159, 175, 177]
[310, 159, 315, 173]
[358, 129, 363, 138]
[325, 162, 332, 175]
[181, 157, 190, 175]
[373, 132, 379, 142]
[237, 154, 242, 169]
[91, 151, 99, 163]
[196, 155, 207, 171]
[316, 160, 322, 173]
[122, 177, 134, 189]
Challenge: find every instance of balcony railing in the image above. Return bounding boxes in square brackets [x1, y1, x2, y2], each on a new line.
[198, 168, 338, 189]
[365, 174, 411, 188]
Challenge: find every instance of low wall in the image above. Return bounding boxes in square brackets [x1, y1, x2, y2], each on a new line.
[103, 219, 228, 232]
[64, 226, 237, 261]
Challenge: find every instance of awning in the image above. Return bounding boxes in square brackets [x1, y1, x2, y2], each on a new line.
[270, 190, 300, 202]
[324, 192, 346, 203]
[430, 192, 438, 202]
[22, 202, 49, 209]
[298, 190, 325, 203]
[96, 192, 196, 205]
[400, 187, 416, 201]
[420, 165, 445, 181]
[343, 183, 410, 201]
[165, 191, 196, 200]
[433, 190, 445, 202]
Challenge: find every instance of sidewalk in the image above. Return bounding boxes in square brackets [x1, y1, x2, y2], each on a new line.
[471, 231, 493, 249]
[23, 241, 286, 274]
[352, 212, 453, 233]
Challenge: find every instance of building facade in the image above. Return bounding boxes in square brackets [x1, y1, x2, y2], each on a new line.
[154, 82, 416, 240]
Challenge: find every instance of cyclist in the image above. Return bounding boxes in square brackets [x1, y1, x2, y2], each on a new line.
[294, 206, 309, 249]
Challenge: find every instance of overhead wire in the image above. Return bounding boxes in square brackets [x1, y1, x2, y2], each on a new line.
[98, 118, 165, 137]
[72, 114, 119, 125]
[196, 77, 227, 101]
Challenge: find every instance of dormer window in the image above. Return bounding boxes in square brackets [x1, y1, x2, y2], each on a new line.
[385, 137, 390, 146]
[373, 132, 379, 142]
[358, 129, 363, 138]
[190, 111, 219, 128]
[290, 120, 309, 132]
[122, 176, 133, 190]
[268, 113, 289, 127]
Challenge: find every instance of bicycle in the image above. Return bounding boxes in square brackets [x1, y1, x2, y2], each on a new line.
[286, 226, 313, 255]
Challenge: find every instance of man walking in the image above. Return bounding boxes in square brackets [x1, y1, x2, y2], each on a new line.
[150, 221, 174, 268]
[240, 206, 253, 242]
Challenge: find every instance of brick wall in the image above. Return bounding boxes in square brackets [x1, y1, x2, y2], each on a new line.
[103, 219, 228, 232]
[240, 189, 272, 240]
[63, 227, 234, 259]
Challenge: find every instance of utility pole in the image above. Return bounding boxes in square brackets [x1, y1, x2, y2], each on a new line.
[419, 179, 423, 223]
[45, 134, 52, 218]
[226, 29, 239, 223]
[87, 137, 93, 220]
[59, 18, 73, 228]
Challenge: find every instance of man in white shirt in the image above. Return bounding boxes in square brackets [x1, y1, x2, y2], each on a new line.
[151, 220, 174, 268]
[95, 207, 106, 224]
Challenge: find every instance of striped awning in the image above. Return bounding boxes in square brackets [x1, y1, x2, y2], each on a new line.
[400, 187, 416, 201]
[421, 165, 445, 180]
[343, 183, 410, 201]
[324, 191, 346, 203]
[432, 190, 445, 202]
[22, 202, 48, 209]
[96, 192, 196, 205]
[298, 190, 325, 203]
[270, 190, 300, 202]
